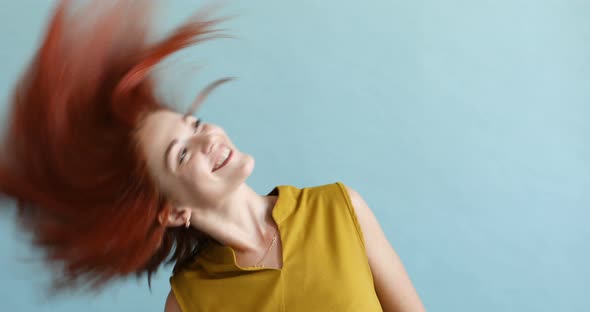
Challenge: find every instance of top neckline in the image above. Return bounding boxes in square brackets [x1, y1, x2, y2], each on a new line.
[197, 185, 295, 273]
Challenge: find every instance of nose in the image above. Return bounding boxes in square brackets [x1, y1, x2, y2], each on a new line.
[188, 129, 226, 155]
[185, 133, 215, 155]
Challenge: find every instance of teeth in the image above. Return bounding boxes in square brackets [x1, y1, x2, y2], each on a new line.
[214, 147, 231, 169]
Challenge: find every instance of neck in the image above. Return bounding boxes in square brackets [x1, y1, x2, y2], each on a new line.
[189, 184, 278, 253]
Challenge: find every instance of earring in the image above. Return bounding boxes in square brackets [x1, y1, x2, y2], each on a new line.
[185, 218, 190, 229]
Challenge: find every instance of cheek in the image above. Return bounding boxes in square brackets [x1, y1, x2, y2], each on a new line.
[175, 166, 210, 201]
[181, 159, 210, 182]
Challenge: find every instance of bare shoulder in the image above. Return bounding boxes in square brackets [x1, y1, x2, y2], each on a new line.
[340, 183, 387, 257]
[341, 184, 378, 235]
[165, 290, 182, 312]
[341, 183, 427, 311]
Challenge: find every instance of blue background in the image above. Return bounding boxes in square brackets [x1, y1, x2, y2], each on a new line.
[1, 1, 589, 311]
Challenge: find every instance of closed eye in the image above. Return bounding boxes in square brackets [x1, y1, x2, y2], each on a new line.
[178, 147, 188, 165]
[178, 119, 201, 166]
[193, 119, 201, 133]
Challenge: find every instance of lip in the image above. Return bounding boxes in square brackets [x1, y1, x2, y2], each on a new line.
[212, 148, 233, 173]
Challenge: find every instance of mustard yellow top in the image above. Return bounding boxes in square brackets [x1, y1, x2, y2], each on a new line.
[170, 182, 383, 311]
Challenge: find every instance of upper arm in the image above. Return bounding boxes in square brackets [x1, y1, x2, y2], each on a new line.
[164, 290, 182, 312]
[343, 184, 426, 312]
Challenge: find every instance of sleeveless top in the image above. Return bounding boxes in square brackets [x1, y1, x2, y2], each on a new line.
[170, 182, 383, 312]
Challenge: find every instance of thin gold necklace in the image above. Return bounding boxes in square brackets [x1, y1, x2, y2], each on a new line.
[254, 231, 278, 268]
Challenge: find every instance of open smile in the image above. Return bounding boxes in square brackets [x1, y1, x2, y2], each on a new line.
[212, 147, 233, 172]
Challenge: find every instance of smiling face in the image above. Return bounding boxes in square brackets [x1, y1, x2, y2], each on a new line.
[135, 110, 254, 208]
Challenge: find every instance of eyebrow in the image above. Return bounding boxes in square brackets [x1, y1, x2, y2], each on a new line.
[164, 139, 178, 172]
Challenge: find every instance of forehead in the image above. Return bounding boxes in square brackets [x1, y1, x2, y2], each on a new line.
[136, 110, 185, 171]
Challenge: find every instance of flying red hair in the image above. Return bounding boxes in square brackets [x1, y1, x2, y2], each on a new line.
[0, 0, 224, 291]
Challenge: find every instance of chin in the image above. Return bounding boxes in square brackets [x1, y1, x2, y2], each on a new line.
[228, 154, 254, 188]
[242, 154, 255, 177]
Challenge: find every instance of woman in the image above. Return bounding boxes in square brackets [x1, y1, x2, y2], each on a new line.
[0, 1, 425, 311]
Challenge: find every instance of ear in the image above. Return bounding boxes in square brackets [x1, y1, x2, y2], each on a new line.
[165, 206, 192, 228]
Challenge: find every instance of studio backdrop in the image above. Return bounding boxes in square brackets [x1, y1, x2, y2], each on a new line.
[0, 1, 588, 311]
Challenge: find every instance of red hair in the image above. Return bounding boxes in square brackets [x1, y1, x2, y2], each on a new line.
[0, 0, 224, 291]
